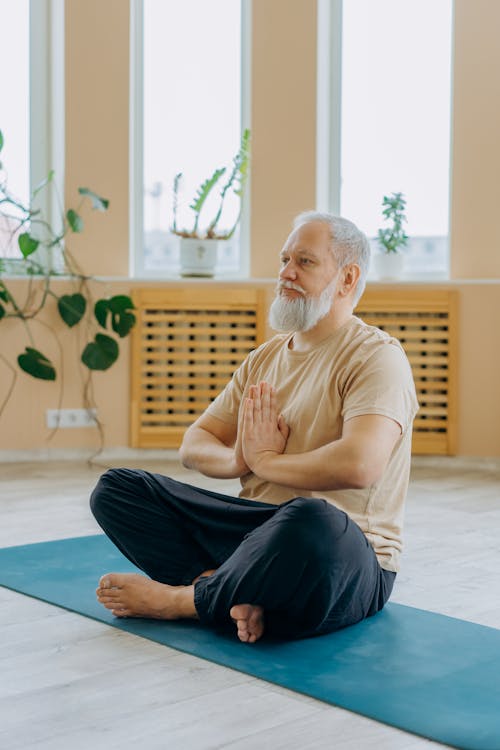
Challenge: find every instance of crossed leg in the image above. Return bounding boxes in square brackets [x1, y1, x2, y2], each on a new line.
[96, 573, 198, 621]
[91, 470, 392, 643]
[95, 569, 265, 643]
[230, 604, 265, 643]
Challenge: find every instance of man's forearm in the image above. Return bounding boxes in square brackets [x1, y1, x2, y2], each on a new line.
[248, 440, 373, 492]
[179, 426, 246, 479]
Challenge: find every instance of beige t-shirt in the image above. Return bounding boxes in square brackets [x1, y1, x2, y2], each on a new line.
[206, 315, 419, 572]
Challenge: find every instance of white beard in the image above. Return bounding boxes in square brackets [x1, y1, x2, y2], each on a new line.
[268, 278, 337, 333]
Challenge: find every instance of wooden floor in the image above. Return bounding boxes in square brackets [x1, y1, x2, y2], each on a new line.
[1, 456, 499, 750]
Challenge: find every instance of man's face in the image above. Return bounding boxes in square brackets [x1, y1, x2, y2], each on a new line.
[268, 222, 341, 333]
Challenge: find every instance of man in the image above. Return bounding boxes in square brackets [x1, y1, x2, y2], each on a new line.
[91, 211, 418, 643]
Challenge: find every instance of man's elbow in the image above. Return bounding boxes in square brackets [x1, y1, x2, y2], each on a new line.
[178, 445, 189, 469]
[345, 457, 384, 489]
[178, 447, 190, 469]
[179, 428, 194, 468]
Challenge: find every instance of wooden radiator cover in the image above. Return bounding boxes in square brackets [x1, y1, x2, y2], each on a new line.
[130, 287, 266, 448]
[131, 286, 457, 455]
[356, 288, 458, 455]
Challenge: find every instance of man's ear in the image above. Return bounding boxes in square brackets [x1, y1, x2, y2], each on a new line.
[339, 264, 361, 297]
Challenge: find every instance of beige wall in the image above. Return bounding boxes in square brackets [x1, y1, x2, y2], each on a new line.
[1, 0, 500, 457]
[0, 279, 131, 453]
[457, 285, 500, 452]
[65, 0, 129, 276]
[250, 0, 317, 278]
[450, 0, 500, 278]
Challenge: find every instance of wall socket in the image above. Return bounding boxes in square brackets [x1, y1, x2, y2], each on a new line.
[46, 408, 98, 429]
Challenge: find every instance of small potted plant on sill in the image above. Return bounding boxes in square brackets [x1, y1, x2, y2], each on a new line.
[171, 128, 250, 277]
[373, 191, 409, 280]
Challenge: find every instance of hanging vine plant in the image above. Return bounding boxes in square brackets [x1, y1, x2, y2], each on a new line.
[0, 128, 136, 445]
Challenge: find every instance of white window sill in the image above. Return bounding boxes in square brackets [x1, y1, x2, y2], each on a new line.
[4, 270, 500, 286]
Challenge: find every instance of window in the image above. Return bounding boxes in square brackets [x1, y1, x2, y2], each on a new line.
[0, 0, 64, 268]
[132, 0, 249, 277]
[318, 0, 453, 278]
[0, 0, 30, 259]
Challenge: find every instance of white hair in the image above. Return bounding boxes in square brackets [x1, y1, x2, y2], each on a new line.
[293, 211, 370, 305]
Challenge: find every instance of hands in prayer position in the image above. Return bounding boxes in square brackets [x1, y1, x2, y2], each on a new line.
[240, 381, 289, 475]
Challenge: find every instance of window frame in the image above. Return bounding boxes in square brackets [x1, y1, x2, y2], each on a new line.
[316, 0, 453, 281]
[0, 0, 64, 271]
[129, 0, 252, 279]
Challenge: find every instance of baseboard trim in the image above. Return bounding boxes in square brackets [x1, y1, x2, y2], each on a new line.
[1, 450, 499, 471]
[411, 455, 500, 471]
[0, 447, 180, 464]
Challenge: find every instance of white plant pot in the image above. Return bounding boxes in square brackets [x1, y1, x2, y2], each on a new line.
[179, 237, 218, 277]
[372, 252, 405, 280]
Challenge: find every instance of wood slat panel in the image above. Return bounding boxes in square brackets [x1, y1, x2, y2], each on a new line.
[131, 286, 457, 455]
[356, 288, 458, 455]
[413, 393, 449, 404]
[399, 342, 449, 353]
[131, 287, 266, 448]
[142, 325, 258, 337]
[140, 351, 250, 363]
[140, 388, 225, 399]
[411, 368, 450, 379]
[140, 363, 237, 375]
[139, 414, 201, 425]
[142, 310, 256, 325]
[141, 376, 229, 387]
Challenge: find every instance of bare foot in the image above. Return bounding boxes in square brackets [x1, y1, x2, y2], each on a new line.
[230, 604, 265, 643]
[96, 573, 198, 620]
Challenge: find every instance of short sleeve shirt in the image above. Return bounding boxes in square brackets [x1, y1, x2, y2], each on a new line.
[206, 316, 419, 571]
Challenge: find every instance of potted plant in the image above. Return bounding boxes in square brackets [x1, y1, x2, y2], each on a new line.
[171, 128, 250, 277]
[0, 128, 136, 450]
[373, 191, 409, 279]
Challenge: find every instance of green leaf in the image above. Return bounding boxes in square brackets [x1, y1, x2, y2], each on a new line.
[94, 295, 136, 338]
[32, 170, 55, 198]
[57, 293, 86, 327]
[81, 333, 119, 370]
[18, 347, 56, 380]
[66, 209, 84, 233]
[190, 168, 226, 214]
[94, 299, 109, 328]
[189, 168, 226, 233]
[0, 284, 12, 318]
[112, 310, 136, 338]
[78, 187, 109, 211]
[0, 130, 3, 153]
[18, 233, 40, 258]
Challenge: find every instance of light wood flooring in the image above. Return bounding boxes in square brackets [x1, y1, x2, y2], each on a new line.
[1, 456, 499, 750]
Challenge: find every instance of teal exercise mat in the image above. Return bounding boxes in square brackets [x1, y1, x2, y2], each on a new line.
[1, 535, 499, 750]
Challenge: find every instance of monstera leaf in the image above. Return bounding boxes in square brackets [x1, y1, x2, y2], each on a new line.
[94, 295, 136, 338]
[18, 348, 56, 380]
[81, 334, 119, 371]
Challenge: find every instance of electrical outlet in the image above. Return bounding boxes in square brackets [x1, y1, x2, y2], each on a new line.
[46, 408, 98, 429]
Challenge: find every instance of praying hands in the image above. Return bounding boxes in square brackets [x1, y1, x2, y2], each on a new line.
[241, 381, 290, 475]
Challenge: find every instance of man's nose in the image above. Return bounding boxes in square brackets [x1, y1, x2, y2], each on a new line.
[279, 260, 297, 280]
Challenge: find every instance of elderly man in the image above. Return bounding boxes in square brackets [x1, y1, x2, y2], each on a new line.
[91, 212, 418, 643]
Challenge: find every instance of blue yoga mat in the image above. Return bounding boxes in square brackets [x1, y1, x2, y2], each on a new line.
[1, 534, 499, 750]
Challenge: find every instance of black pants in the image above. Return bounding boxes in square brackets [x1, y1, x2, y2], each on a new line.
[90, 468, 395, 640]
